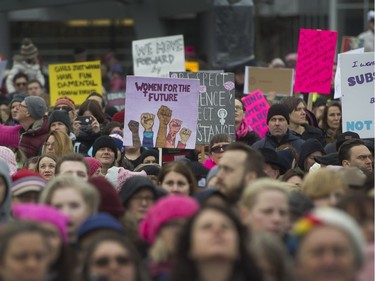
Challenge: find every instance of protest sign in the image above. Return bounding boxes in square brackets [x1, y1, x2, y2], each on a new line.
[246, 66, 294, 96]
[124, 76, 200, 149]
[341, 36, 364, 52]
[106, 91, 125, 111]
[185, 61, 199, 72]
[340, 52, 374, 139]
[334, 48, 364, 99]
[0, 61, 7, 87]
[132, 35, 185, 77]
[294, 29, 337, 94]
[241, 90, 270, 138]
[49, 61, 102, 105]
[171, 72, 235, 144]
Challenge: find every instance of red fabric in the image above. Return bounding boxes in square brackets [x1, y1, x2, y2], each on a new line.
[203, 158, 216, 170]
[236, 118, 253, 139]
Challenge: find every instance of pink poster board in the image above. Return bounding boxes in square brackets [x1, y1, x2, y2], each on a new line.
[294, 29, 337, 94]
[242, 90, 270, 138]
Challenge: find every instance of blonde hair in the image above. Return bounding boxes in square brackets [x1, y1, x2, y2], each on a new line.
[39, 174, 100, 215]
[44, 131, 73, 157]
[301, 168, 348, 199]
[240, 178, 289, 210]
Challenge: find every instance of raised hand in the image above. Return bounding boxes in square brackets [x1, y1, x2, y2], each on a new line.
[168, 118, 182, 134]
[179, 127, 191, 144]
[140, 113, 155, 131]
[157, 105, 172, 126]
[128, 120, 139, 134]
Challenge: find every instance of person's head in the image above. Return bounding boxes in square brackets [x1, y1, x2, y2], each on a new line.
[78, 99, 105, 124]
[267, 104, 290, 140]
[367, 10, 374, 32]
[280, 96, 307, 126]
[56, 153, 90, 180]
[312, 97, 327, 122]
[302, 168, 348, 207]
[321, 101, 342, 131]
[104, 121, 123, 136]
[170, 206, 263, 281]
[26, 80, 43, 97]
[48, 110, 72, 135]
[43, 131, 73, 158]
[93, 136, 118, 172]
[158, 161, 197, 196]
[120, 176, 158, 221]
[139, 195, 199, 262]
[82, 234, 149, 281]
[209, 133, 232, 164]
[259, 148, 283, 179]
[0, 221, 50, 281]
[293, 207, 365, 281]
[11, 169, 46, 205]
[240, 178, 290, 237]
[133, 163, 161, 185]
[281, 168, 305, 186]
[9, 94, 26, 120]
[216, 142, 265, 204]
[39, 175, 100, 241]
[338, 139, 373, 173]
[298, 139, 325, 172]
[0, 158, 11, 215]
[234, 98, 245, 125]
[87, 92, 105, 110]
[139, 149, 159, 165]
[54, 96, 76, 123]
[84, 157, 103, 177]
[12, 203, 69, 263]
[36, 153, 57, 181]
[14, 96, 46, 124]
[12, 72, 28, 93]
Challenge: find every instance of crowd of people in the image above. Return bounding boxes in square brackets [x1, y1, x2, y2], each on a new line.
[0, 16, 373, 281]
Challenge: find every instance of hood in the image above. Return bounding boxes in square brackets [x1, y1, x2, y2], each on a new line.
[0, 158, 12, 223]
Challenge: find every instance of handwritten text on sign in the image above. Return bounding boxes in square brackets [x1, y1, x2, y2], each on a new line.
[171, 72, 235, 144]
[49, 61, 102, 105]
[294, 29, 337, 94]
[132, 35, 185, 77]
[242, 90, 270, 138]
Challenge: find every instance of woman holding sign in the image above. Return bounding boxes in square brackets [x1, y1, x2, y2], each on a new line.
[234, 98, 260, 146]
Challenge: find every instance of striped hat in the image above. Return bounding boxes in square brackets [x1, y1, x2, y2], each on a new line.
[11, 169, 46, 196]
[20, 38, 38, 60]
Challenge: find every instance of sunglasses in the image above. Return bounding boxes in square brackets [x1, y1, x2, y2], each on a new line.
[210, 144, 229, 153]
[93, 255, 132, 267]
[54, 106, 72, 112]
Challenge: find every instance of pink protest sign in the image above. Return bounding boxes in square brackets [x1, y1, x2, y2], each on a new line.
[242, 90, 270, 138]
[294, 29, 337, 94]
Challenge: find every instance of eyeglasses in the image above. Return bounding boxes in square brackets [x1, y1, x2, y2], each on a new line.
[45, 142, 55, 147]
[54, 106, 72, 112]
[93, 255, 132, 267]
[210, 144, 229, 153]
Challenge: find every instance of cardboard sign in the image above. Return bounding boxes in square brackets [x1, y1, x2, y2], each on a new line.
[171, 72, 235, 144]
[341, 36, 365, 52]
[242, 90, 270, 138]
[246, 66, 294, 96]
[106, 91, 125, 111]
[340, 52, 374, 138]
[294, 29, 337, 94]
[0, 61, 7, 87]
[124, 76, 200, 149]
[132, 35, 185, 77]
[49, 61, 102, 105]
[334, 48, 364, 99]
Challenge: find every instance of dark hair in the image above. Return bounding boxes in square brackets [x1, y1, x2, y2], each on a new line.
[336, 191, 374, 224]
[82, 233, 150, 281]
[0, 221, 50, 263]
[281, 167, 305, 182]
[209, 133, 232, 152]
[87, 92, 105, 108]
[321, 101, 342, 143]
[225, 142, 265, 177]
[27, 79, 43, 88]
[158, 161, 197, 195]
[55, 153, 89, 175]
[23, 156, 40, 170]
[36, 153, 58, 173]
[104, 121, 123, 135]
[280, 96, 306, 114]
[169, 206, 263, 281]
[338, 139, 367, 165]
[78, 99, 105, 124]
[12, 72, 29, 83]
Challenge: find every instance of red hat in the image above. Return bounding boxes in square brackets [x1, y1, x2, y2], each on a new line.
[55, 96, 76, 111]
[11, 169, 46, 196]
[84, 157, 102, 176]
[111, 109, 125, 124]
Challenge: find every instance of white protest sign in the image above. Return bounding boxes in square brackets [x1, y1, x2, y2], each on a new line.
[334, 48, 364, 99]
[0, 61, 7, 86]
[132, 35, 185, 77]
[340, 52, 374, 138]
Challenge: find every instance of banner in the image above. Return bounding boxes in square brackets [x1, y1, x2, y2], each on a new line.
[245, 66, 294, 96]
[49, 61, 102, 105]
[171, 72, 235, 144]
[294, 29, 337, 94]
[124, 76, 200, 149]
[106, 91, 125, 111]
[340, 52, 374, 138]
[132, 35, 185, 77]
[242, 89, 270, 138]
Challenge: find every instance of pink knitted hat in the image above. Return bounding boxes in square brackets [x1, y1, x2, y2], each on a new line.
[12, 203, 69, 243]
[139, 195, 199, 244]
[84, 157, 102, 176]
[105, 166, 146, 193]
[0, 146, 17, 175]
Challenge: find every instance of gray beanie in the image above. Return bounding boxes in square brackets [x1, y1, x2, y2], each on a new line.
[24, 96, 47, 120]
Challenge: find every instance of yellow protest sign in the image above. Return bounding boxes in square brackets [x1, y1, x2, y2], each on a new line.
[185, 61, 199, 72]
[49, 61, 102, 105]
